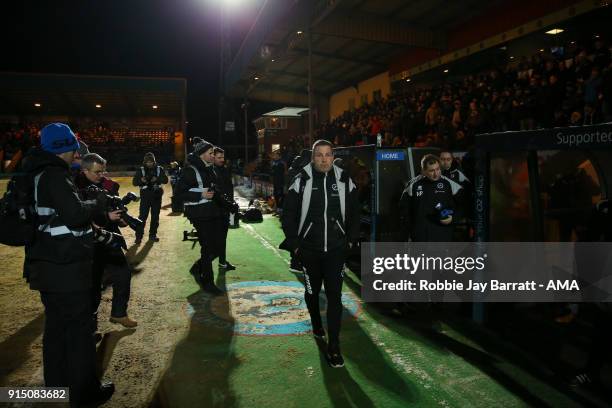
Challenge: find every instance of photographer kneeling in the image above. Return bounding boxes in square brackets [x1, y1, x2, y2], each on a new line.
[132, 152, 168, 243]
[76, 153, 138, 329]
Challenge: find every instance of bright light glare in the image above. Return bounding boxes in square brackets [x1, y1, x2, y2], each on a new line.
[443, 69, 449, 73]
[221, 0, 245, 7]
[545, 28, 564, 35]
[34, 103, 41, 107]
[95, 104, 102, 108]
[152, 105, 158, 109]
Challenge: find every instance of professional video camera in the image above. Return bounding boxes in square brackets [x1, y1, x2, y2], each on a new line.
[84, 185, 145, 235]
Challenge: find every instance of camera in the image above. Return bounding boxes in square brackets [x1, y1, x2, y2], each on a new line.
[210, 183, 239, 214]
[84, 185, 145, 235]
[94, 227, 127, 250]
[143, 175, 162, 192]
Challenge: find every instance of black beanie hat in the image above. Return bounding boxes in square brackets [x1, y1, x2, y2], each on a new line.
[193, 139, 214, 155]
[143, 152, 156, 163]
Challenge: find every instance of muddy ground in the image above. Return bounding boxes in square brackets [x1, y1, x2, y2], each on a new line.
[1, 179, 196, 407]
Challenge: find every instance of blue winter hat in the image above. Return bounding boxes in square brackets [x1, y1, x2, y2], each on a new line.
[41, 123, 80, 154]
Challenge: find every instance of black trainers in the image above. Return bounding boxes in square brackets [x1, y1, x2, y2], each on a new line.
[326, 343, 344, 368]
[134, 237, 142, 245]
[81, 380, 115, 405]
[570, 372, 593, 388]
[149, 236, 160, 242]
[312, 327, 326, 340]
[219, 261, 236, 271]
[289, 258, 302, 272]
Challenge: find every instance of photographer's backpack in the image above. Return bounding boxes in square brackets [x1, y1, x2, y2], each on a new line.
[241, 207, 263, 223]
[0, 173, 37, 246]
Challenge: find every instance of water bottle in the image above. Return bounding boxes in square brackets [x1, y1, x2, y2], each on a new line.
[376, 133, 382, 147]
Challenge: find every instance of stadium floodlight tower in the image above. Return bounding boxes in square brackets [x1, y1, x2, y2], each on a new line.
[216, 0, 251, 145]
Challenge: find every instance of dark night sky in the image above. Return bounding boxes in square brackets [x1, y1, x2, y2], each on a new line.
[0, 0, 263, 140]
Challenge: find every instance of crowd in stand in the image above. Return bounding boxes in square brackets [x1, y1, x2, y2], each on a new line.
[0, 122, 174, 169]
[317, 36, 612, 150]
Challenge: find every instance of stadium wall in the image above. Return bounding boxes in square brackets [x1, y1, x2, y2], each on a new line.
[329, 71, 390, 119]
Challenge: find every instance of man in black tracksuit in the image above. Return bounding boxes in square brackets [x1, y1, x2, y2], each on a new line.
[400, 154, 463, 242]
[440, 150, 471, 222]
[176, 139, 225, 294]
[213, 147, 236, 271]
[132, 152, 168, 243]
[281, 140, 360, 368]
[23, 123, 114, 405]
[75, 153, 137, 330]
[440, 150, 470, 188]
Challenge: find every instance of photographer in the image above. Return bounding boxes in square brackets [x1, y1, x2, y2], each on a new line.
[132, 152, 168, 243]
[176, 139, 225, 294]
[213, 147, 236, 271]
[75, 153, 137, 330]
[23, 123, 114, 405]
[400, 154, 463, 242]
[168, 161, 182, 212]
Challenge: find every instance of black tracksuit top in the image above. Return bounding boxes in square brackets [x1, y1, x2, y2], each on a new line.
[400, 174, 462, 242]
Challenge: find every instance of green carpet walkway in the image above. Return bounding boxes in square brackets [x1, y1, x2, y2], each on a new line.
[151, 214, 582, 408]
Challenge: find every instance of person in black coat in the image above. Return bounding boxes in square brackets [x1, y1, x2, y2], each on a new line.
[213, 147, 236, 271]
[400, 154, 463, 242]
[176, 139, 225, 294]
[75, 153, 137, 330]
[131, 152, 168, 243]
[270, 149, 286, 213]
[281, 140, 360, 368]
[23, 123, 114, 405]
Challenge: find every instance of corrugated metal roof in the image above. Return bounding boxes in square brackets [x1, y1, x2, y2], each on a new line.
[263, 107, 309, 117]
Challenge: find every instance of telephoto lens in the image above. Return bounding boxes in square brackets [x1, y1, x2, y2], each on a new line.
[94, 228, 127, 250]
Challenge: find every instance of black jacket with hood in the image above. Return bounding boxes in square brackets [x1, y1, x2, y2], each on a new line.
[23, 148, 97, 292]
[281, 163, 360, 253]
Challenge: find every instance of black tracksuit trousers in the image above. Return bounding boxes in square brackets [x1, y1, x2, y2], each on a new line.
[299, 246, 345, 345]
[91, 247, 132, 331]
[138, 192, 162, 239]
[40, 291, 99, 405]
[219, 213, 229, 264]
[191, 217, 223, 284]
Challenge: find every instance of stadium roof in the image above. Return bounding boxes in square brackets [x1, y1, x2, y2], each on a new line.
[263, 107, 308, 117]
[225, 0, 501, 104]
[0, 72, 186, 118]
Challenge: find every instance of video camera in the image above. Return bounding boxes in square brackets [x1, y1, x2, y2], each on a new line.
[84, 185, 145, 235]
